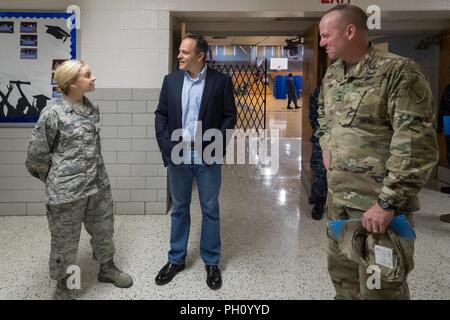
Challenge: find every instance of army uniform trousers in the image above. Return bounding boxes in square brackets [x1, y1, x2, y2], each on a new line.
[46, 185, 115, 280]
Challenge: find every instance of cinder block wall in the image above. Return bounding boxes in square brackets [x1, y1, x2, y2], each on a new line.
[0, 88, 168, 216]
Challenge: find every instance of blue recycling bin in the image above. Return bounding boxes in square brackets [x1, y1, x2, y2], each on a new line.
[444, 115, 450, 136]
[295, 75, 302, 98]
[273, 75, 303, 99]
[274, 75, 286, 99]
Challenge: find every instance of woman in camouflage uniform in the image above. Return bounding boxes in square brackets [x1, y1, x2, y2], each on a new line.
[26, 60, 133, 299]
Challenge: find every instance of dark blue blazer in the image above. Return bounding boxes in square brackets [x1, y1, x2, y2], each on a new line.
[155, 67, 237, 166]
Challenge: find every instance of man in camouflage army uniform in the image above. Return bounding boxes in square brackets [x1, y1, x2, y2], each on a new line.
[26, 61, 133, 299]
[309, 87, 327, 220]
[317, 5, 439, 299]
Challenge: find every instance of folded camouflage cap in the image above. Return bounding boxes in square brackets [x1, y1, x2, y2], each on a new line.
[337, 219, 415, 282]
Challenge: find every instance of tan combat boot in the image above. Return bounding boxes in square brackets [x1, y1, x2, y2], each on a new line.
[98, 259, 133, 288]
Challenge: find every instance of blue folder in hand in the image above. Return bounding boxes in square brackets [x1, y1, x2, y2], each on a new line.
[329, 214, 416, 240]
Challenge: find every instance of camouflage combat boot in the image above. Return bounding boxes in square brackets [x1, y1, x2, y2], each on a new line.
[98, 259, 133, 288]
[53, 276, 76, 300]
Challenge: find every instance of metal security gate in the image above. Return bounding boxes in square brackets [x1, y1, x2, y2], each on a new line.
[208, 60, 267, 130]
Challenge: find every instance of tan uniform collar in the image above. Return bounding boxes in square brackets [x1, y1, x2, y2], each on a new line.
[336, 42, 376, 83]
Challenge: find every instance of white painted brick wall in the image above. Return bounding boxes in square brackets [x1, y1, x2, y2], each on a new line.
[1, 88, 167, 215]
[102, 152, 118, 163]
[11, 165, 30, 177]
[131, 164, 158, 176]
[0, 139, 12, 151]
[97, 101, 118, 113]
[117, 127, 147, 138]
[0, 190, 12, 203]
[26, 203, 47, 216]
[0, 178, 29, 189]
[11, 190, 45, 203]
[147, 100, 158, 113]
[131, 190, 157, 202]
[157, 165, 167, 177]
[120, 11, 159, 29]
[12, 139, 30, 151]
[0, 165, 12, 177]
[146, 202, 167, 215]
[132, 114, 155, 126]
[99, 127, 117, 139]
[102, 114, 132, 126]
[147, 151, 163, 164]
[111, 189, 131, 202]
[146, 177, 167, 189]
[105, 164, 131, 177]
[132, 89, 160, 101]
[118, 101, 147, 114]
[146, 127, 156, 138]
[118, 151, 147, 164]
[117, 177, 146, 189]
[0, 128, 33, 138]
[157, 189, 167, 202]
[0, 152, 27, 164]
[102, 139, 132, 151]
[0, 203, 26, 216]
[132, 139, 159, 151]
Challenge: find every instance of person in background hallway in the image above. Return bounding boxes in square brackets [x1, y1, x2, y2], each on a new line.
[438, 82, 450, 223]
[26, 60, 133, 300]
[286, 73, 300, 110]
[309, 87, 327, 220]
[317, 4, 439, 299]
[154, 33, 237, 290]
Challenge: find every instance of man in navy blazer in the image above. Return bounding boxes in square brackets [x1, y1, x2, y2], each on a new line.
[154, 33, 236, 290]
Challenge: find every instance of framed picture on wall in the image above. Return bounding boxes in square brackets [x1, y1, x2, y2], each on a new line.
[0, 21, 14, 33]
[20, 34, 37, 46]
[20, 48, 37, 59]
[20, 21, 37, 33]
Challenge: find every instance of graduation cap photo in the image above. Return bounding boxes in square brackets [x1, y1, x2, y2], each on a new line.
[20, 48, 37, 59]
[0, 21, 14, 33]
[52, 59, 67, 71]
[20, 22, 37, 33]
[20, 35, 38, 47]
[45, 25, 70, 43]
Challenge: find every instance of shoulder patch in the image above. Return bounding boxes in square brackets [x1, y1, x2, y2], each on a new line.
[407, 73, 427, 104]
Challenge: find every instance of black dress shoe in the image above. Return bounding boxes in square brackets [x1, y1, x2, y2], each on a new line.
[309, 194, 318, 204]
[311, 202, 324, 220]
[205, 265, 222, 290]
[155, 262, 185, 286]
[441, 186, 450, 194]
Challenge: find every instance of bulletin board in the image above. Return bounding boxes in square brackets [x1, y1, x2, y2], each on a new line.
[0, 11, 77, 125]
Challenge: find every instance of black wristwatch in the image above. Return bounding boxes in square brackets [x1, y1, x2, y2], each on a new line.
[378, 198, 397, 211]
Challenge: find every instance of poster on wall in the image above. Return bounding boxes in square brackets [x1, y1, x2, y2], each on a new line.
[0, 12, 76, 125]
[269, 58, 288, 70]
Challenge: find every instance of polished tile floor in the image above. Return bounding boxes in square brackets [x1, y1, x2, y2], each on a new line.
[0, 99, 449, 300]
